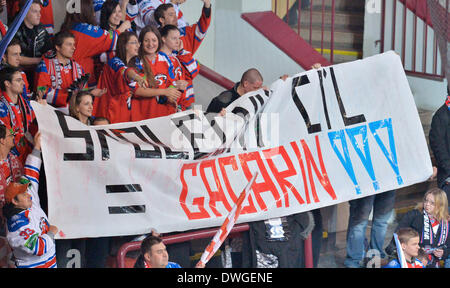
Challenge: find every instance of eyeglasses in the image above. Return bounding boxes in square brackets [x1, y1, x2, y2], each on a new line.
[12, 78, 24, 83]
[424, 199, 435, 206]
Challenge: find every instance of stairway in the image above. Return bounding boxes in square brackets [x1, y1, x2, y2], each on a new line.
[283, 0, 366, 64]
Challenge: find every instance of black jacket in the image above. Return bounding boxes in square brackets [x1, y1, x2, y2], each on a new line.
[248, 212, 314, 268]
[15, 23, 52, 58]
[206, 82, 240, 113]
[429, 104, 450, 188]
[386, 209, 450, 266]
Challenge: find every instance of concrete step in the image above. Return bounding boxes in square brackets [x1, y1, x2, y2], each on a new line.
[322, 52, 360, 64]
[309, 0, 366, 12]
[298, 26, 364, 47]
[285, 0, 366, 13]
[306, 38, 362, 51]
[297, 10, 365, 31]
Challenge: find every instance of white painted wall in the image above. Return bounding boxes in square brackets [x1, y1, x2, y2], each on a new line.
[363, 0, 447, 111]
[182, 0, 306, 85]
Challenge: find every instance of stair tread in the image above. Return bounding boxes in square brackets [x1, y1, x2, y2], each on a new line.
[294, 22, 364, 33]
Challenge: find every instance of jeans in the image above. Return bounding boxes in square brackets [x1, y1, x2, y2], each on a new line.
[344, 190, 396, 268]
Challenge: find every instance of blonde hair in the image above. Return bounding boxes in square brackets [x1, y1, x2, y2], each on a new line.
[416, 187, 449, 222]
[397, 227, 419, 244]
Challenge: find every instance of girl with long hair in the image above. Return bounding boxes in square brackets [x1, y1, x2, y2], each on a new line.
[133, 24, 197, 119]
[386, 188, 450, 268]
[94, 31, 140, 123]
[69, 91, 94, 125]
[129, 25, 183, 121]
[60, 0, 131, 88]
[99, 0, 129, 32]
[95, 28, 184, 123]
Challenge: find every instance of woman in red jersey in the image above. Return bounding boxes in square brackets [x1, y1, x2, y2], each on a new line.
[60, 0, 131, 88]
[95, 31, 140, 123]
[130, 25, 182, 121]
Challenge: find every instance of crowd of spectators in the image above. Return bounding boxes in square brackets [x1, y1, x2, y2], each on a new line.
[0, 0, 447, 269]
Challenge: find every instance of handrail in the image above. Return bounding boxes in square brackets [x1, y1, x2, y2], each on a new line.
[380, 0, 446, 80]
[273, 0, 337, 64]
[199, 64, 235, 90]
[242, 11, 330, 70]
[116, 224, 249, 268]
[116, 223, 314, 268]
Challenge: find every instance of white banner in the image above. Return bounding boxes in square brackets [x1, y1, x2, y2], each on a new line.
[32, 51, 432, 239]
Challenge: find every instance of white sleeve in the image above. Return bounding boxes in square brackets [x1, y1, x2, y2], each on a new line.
[126, 1, 139, 21]
[23, 151, 42, 209]
[140, 0, 158, 26]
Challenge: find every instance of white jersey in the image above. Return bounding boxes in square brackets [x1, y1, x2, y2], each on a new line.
[127, 0, 187, 35]
[5, 152, 56, 268]
[94, 0, 142, 26]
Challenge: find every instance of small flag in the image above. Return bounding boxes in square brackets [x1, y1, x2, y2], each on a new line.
[197, 173, 258, 267]
[393, 233, 407, 268]
[0, 0, 33, 59]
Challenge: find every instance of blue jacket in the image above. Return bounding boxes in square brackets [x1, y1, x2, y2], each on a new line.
[383, 258, 424, 268]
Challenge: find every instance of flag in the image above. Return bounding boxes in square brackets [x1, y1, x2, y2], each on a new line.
[0, 0, 33, 59]
[393, 233, 407, 268]
[197, 173, 258, 267]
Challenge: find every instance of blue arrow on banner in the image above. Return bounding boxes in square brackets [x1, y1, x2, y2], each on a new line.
[0, 0, 33, 59]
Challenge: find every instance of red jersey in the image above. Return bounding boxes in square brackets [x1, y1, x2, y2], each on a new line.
[0, 153, 23, 207]
[40, 0, 54, 35]
[35, 57, 85, 111]
[130, 56, 159, 122]
[20, 71, 30, 101]
[406, 259, 424, 268]
[179, 6, 211, 55]
[175, 49, 199, 110]
[0, 91, 35, 165]
[95, 57, 138, 123]
[131, 51, 188, 121]
[70, 23, 119, 87]
[0, 20, 7, 38]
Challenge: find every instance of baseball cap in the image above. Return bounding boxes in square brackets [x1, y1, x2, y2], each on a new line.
[4, 180, 30, 204]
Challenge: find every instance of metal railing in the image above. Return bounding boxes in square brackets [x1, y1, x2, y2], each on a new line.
[380, 0, 446, 80]
[116, 223, 314, 268]
[273, 0, 337, 63]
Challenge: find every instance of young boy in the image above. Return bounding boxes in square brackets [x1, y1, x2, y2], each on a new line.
[2, 132, 59, 268]
[384, 228, 424, 268]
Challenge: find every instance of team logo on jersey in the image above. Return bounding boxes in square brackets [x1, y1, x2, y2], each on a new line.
[7, 213, 29, 232]
[24, 233, 38, 251]
[39, 217, 50, 234]
[155, 74, 167, 86]
[174, 67, 183, 79]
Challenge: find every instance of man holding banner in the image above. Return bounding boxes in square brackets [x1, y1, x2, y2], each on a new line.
[28, 50, 433, 269]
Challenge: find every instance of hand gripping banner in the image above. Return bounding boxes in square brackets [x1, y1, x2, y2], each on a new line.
[31, 51, 433, 239]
